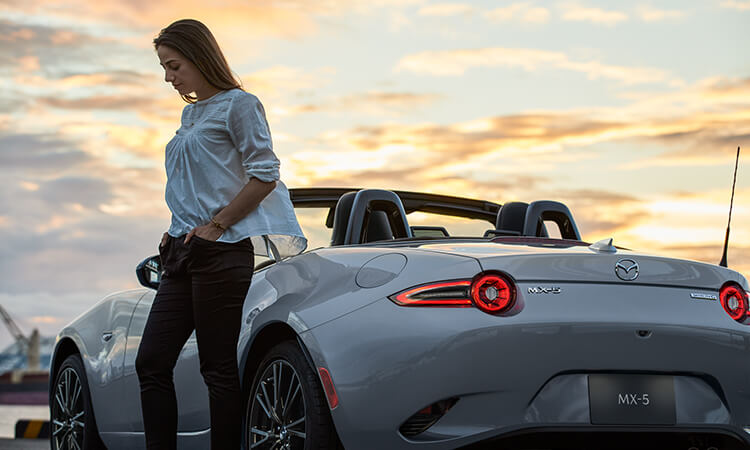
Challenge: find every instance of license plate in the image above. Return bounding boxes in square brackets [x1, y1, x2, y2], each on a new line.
[589, 374, 675, 425]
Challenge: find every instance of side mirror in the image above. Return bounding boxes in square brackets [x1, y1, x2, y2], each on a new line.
[136, 255, 162, 290]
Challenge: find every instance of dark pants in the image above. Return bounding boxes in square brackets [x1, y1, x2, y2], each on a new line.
[135, 234, 254, 450]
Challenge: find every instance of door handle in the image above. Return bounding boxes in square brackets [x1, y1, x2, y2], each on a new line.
[101, 332, 113, 342]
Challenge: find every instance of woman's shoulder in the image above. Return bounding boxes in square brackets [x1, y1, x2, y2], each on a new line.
[225, 89, 267, 121]
[225, 88, 261, 106]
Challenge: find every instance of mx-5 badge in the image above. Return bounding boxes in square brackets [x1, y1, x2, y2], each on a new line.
[528, 287, 562, 294]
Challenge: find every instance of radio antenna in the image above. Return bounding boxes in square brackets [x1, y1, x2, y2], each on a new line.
[719, 146, 740, 267]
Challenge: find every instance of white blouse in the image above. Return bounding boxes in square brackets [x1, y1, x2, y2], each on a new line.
[164, 88, 307, 258]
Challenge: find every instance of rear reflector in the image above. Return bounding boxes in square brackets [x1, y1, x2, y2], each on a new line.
[318, 367, 339, 409]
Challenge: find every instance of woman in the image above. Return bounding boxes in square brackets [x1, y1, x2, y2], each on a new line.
[135, 19, 307, 450]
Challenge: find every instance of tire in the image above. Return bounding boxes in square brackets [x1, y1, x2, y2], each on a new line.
[50, 354, 106, 450]
[244, 340, 340, 450]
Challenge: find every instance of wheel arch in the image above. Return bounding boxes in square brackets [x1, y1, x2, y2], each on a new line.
[239, 321, 343, 449]
[49, 336, 107, 449]
[240, 322, 315, 390]
[49, 337, 81, 395]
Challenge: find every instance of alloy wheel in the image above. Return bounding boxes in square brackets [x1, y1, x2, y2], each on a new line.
[51, 367, 85, 450]
[248, 359, 307, 449]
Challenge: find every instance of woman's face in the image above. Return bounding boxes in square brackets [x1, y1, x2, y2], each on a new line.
[157, 45, 215, 100]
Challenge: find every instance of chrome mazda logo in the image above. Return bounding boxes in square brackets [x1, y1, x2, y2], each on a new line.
[615, 259, 639, 281]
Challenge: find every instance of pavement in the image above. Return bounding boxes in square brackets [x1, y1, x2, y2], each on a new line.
[0, 438, 47, 449]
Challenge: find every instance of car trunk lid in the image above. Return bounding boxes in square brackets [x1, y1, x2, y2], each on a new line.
[416, 241, 746, 290]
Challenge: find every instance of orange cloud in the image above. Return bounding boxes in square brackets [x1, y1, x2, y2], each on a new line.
[17, 55, 40, 72]
[339, 113, 625, 155]
[720, 0, 750, 11]
[240, 66, 336, 101]
[614, 188, 750, 276]
[278, 74, 750, 198]
[281, 111, 621, 191]
[608, 79, 750, 168]
[50, 30, 80, 45]
[342, 91, 441, 108]
[484, 3, 550, 24]
[20, 181, 40, 191]
[59, 71, 158, 88]
[0, 20, 93, 49]
[656, 244, 750, 279]
[636, 5, 686, 22]
[284, 91, 442, 116]
[103, 123, 173, 160]
[37, 95, 156, 111]
[29, 316, 62, 324]
[560, 2, 629, 25]
[0, 26, 34, 42]
[2, 1, 326, 42]
[526, 188, 642, 230]
[697, 76, 750, 97]
[395, 47, 675, 85]
[415, 2, 551, 25]
[418, 3, 475, 16]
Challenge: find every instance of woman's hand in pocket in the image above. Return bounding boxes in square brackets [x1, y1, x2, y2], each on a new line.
[160, 232, 169, 248]
[184, 224, 222, 244]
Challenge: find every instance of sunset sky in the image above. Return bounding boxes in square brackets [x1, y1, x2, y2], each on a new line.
[1, 0, 749, 348]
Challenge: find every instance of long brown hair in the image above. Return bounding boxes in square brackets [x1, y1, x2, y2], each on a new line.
[154, 19, 242, 104]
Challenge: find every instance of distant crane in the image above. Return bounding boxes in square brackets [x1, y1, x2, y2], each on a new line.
[0, 305, 40, 371]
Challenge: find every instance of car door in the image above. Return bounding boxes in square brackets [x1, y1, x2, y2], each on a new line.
[85, 289, 148, 433]
[121, 290, 211, 432]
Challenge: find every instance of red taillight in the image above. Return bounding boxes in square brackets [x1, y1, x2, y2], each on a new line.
[389, 280, 473, 307]
[471, 272, 516, 314]
[390, 272, 517, 315]
[720, 283, 748, 322]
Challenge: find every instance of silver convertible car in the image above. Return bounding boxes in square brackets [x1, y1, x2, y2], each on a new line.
[49, 188, 750, 449]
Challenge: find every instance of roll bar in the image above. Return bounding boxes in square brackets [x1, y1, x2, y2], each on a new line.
[522, 200, 581, 240]
[343, 189, 412, 245]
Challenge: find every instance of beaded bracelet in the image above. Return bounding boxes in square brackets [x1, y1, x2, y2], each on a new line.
[210, 217, 226, 232]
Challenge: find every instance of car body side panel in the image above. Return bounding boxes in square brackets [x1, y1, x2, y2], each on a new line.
[119, 291, 150, 433]
[99, 430, 209, 449]
[238, 248, 482, 376]
[120, 289, 211, 434]
[246, 249, 401, 332]
[54, 289, 146, 439]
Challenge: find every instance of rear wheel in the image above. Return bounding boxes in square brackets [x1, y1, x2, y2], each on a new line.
[50, 354, 105, 450]
[245, 341, 339, 449]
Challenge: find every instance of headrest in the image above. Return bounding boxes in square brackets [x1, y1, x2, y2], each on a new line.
[495, 202, 529, 234]
[363, 210, 394, 243]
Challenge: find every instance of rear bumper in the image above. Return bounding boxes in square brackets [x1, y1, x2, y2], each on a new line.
[301, 297, 750, 449]
[459, 426, 750, 449]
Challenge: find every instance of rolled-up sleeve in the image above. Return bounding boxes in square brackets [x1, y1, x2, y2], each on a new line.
[226, 93, 280, 182]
